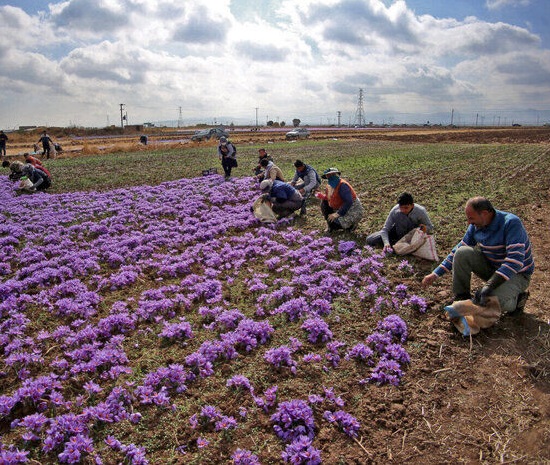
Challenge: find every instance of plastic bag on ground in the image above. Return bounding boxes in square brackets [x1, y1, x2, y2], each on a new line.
[252, 196, 277, 223]
[393, 228, 426, 255]
[444, 296, 501, 336]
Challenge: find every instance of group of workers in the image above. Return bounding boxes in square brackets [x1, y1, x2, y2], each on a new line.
[0, 130, 59, 193]
[2, 152, 52, 193]
[245, 145, 534, 328]
[0, 135, 534, 330]
[249, 147, 365, 232]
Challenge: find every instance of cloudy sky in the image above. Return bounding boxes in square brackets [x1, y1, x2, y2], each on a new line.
[1, 0, 549, 128]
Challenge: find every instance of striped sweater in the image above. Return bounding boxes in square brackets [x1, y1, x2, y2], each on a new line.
[434, 210, 534, 279]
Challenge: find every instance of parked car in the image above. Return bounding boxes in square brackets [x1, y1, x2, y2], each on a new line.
[191, 128, 229, 142]
[285, 128, 310, 140]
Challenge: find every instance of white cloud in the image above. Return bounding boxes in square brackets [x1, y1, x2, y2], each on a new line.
[486, 0, 531, 11]
[0, 0, 548, 128]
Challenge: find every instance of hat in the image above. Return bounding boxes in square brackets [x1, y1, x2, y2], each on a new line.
[259, 179, 273, 192]
[220, 136, 227, 143]
[321, 167, 341, 179]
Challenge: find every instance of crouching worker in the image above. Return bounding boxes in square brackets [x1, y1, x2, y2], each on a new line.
[422, 197, 534, 335]
[366, 192, 434, 253]
[318, 167, 364, 232]
[17, 163, 51, 193]
[24, 153, 51, 177]
[6, 160, 25, 181]
[257, 158, 285, 182]
[289, 160, 321, 215]
[259, 179, 302, 218]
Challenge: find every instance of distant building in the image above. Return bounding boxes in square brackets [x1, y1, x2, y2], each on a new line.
[19, 126, 38, 130]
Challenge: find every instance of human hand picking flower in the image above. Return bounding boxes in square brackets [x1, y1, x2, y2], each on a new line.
[328, 212, 339, 222]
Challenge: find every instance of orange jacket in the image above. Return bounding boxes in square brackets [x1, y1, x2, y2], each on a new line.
[328, 180, 357, 210]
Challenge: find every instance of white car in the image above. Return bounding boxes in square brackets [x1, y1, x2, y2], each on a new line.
[285, 128, 310, 140]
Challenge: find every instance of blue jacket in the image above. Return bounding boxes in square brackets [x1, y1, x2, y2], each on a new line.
[270, 180, 299, 202]
[434, 210, 534, 279]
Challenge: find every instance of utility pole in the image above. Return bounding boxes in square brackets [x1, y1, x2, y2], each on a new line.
[119, 104, 125, 129]
[337, 111, 341, 127]
[255, 107, 259, 129]
[450, 108, 454, 126]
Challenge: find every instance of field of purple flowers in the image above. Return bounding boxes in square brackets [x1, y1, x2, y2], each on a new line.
[0, 171, 433, 464]
[2, 136, 550, 464]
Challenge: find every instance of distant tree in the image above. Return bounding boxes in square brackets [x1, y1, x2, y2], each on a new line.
[292, 119, 301, 127]
[280, 121, 286, 127]
[267, 120, 274, 127]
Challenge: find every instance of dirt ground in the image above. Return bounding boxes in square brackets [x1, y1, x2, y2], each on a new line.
[392, 201, 550, 464]
[4, 126, 550, 157]
[3, 127, 549, 463]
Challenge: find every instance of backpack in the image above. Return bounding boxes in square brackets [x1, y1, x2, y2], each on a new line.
[229, 142, 237, 155]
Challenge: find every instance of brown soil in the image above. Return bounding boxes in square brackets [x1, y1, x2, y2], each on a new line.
[3, 127, 549, 463]
[4, 126, 550, 158]
[389, 201, 550, 464]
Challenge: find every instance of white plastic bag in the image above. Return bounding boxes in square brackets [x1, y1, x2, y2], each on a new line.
[18, 177, 33, 190]
[393, 228, 426, 255]
[412, 234, 439, 261]
[252, 196, 277, 223]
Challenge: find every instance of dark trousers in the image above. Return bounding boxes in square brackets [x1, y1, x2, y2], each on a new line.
[43, 144, 51, 159]
[272, 193, 303, 218]
[365, 227, 401, 247]
[221, 157, 236, 177]
[320, 200, 344, 231]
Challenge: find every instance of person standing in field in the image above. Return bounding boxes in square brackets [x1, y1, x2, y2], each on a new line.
[366, 192, 434, 253]
[217, 136, 237, 180]
[0, 130, 8, 161]
[38, 131, 54, 159]
[422, 196, 533, 315]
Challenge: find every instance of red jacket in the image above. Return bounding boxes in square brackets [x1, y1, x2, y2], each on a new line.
[25, 156, 51, 178]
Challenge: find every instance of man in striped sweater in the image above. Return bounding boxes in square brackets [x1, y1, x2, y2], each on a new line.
[422, 197, 534, 314]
